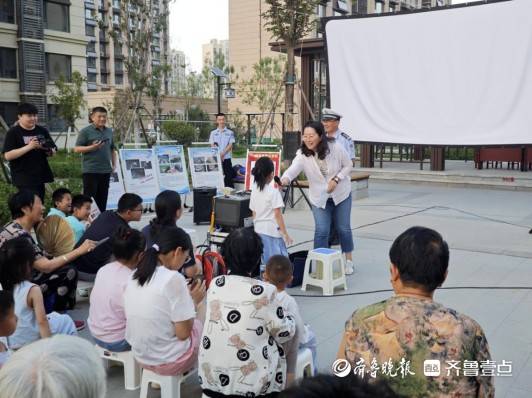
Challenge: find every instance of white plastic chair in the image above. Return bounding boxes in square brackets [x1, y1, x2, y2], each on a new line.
[94, 345, 141, 390]
[301, 248, 347, 296]
[139, 367, 197, 398]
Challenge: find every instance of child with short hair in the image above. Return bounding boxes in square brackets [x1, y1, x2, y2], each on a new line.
[249, 156, 292, 269]
[264, 254, 318, 385]
[0, 290, 17, 367]
[0, 237, 77, 350]
[48, 188, 72, 217]
[88, 227, 145, 352]
[66, 194, 93, 244]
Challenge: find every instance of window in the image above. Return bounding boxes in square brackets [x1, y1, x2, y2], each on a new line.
[115, 73, 123, 85]
[100, 59, 107, 71]
[0, 47, 17, 78]
[46, 53, 71, 81]
[0, 0, 15, 23]
[47, 104, 67, 132]
[86, 24, 95, 36]
[87, 57, 96, 69]
[99, 43, 107, 55]
[115, 59, 123, 72]
[87, 72, 97, 82]
[100, 73, 107, 84]
[44, 1, 69, 32]
[0, 102, 18, 126]
[85, 8, 93, 19]
[87, 41, 96, 53]
[390, 3, 396, 12]
[112, 0, 119, 8]
[375, 1, 383, 14]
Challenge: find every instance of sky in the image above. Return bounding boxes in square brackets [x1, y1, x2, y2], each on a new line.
[168, 0, 475, 72]
[169, 0, 229, 73]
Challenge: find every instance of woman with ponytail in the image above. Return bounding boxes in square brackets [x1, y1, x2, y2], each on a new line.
[124, 226, 206, 376]
[88, 227, 145, 352]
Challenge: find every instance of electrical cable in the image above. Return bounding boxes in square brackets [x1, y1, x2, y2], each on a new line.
[290, 285, 532, 298]
[287, 204, 531, 250]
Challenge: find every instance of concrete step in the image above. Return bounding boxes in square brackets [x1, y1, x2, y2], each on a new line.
[358, 168, 532, 191]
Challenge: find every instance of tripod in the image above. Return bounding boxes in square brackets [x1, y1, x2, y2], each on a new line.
[281, 181, 312, 213]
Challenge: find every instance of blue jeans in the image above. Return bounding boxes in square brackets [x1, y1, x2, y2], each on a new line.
[259, 233, 289, 273]
[93, 336, 131, 352]
[311, 194, 354, 253]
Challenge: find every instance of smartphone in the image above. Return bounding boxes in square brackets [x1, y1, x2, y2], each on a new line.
[187, 274, 204, 286]
[100, 138, 110, 144]
[94, 236, 110, 248]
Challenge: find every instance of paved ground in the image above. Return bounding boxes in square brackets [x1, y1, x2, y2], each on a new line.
[71, 180, 532, 398]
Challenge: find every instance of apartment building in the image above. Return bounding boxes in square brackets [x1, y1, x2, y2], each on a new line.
[83, 0, 170, 94]
[0, 0, 87, 129]
[168, 49, 187, 96]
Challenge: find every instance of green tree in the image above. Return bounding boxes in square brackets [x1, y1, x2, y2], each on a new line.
[238, 56, 285, 141]
[161, 120, 195, 146]
[262, 0, 320, 132]
[49, 71, 87, 148]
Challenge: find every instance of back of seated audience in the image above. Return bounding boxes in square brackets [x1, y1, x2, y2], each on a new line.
[278, 374, 399, 398]
[0, 191, 95, 312]
[72, 193, 143, 280]
[263, 254, 318, 386]
[124, 226, 206, 376]
[47, 188, 72, 218]
[66, 194, 92, 244]
[337, 226, 494, 398]
[0, 335, 107, 398]
[88, 227, 145, 352]
[0, 237, 77, 350]
[0, 290, 17, 368]
[142, 190, 199, 278]
[198, 227, 296, 397]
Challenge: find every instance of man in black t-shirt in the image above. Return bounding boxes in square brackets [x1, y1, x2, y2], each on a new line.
[2, 103, 57, 201]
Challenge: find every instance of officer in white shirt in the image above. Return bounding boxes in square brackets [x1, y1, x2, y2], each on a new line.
[321, 108, 356, 167]
[209, 113, 236, 187]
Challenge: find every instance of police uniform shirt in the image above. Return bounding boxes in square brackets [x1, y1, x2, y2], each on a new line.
[332, 129, 355, 160]
[208, 127, 235, 160]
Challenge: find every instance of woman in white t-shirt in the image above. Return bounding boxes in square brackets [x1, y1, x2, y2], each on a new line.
[124, 226, 206, 376]
[249, 156, 293, 269]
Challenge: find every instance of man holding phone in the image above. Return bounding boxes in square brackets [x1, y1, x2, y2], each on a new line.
[74, 106, 117, 212]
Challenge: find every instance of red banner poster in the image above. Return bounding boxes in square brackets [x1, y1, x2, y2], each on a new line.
[244, 151, 281, 191]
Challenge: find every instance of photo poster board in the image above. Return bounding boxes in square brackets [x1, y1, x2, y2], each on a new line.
[187, 146, 224, 192]
[244, 151, 282, 191]
[119, 149, 160, 204]
[106, 161, 126, 210]
[154, 145, 190, 195]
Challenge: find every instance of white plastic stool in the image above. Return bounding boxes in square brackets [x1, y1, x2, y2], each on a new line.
[94, 345, 141, 390]
[301, 248, 347, 296]
[295, 348, 314, 380]
[140, 368, 197, 398]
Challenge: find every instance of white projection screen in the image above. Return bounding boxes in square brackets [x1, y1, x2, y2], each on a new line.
[325, 0, 532, 146]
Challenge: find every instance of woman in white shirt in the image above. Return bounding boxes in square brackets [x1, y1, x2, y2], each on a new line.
[249, 156, 293, 270]
[124, 226, 206, 376]
[281, 121, 355, 274]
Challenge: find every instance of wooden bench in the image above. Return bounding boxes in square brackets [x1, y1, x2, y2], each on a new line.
[289, 172, 370, 210]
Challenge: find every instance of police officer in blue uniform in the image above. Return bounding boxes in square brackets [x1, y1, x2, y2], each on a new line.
[209, 112, 236, 188]
[321, 108, 356, 167]
[321, 108, 356, 273]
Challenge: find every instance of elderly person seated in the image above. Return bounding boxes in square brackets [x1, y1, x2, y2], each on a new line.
[337, 226, 494, 398]
[0, 335, 106, 398]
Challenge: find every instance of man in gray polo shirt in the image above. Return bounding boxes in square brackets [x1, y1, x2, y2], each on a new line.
[74, 106, 117, 211]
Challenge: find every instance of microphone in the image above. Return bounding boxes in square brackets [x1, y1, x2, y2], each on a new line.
[274, 176, 282, 185]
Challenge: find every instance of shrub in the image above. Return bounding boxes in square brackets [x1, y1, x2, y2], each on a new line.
[161, 121, 196, 147]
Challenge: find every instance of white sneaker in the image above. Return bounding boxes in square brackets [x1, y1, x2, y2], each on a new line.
[345, 260, 355, 275]
[77, 288, 90, 297]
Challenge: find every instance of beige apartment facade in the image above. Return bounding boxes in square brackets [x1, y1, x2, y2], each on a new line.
[0, 0, 87, 131]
